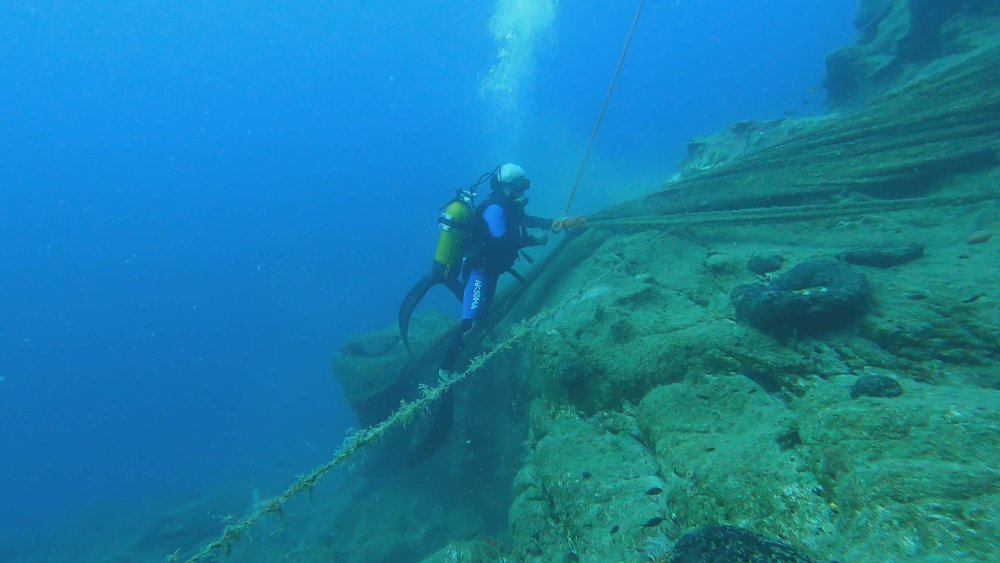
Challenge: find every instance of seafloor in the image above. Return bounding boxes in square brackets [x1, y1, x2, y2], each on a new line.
[8, 2, 998, 562]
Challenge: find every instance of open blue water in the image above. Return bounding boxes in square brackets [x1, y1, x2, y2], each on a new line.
[0, 0, 855, 552]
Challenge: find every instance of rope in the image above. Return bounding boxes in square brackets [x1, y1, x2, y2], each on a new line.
[587, 192, 1000, 232]
[561, 0, 646, 219]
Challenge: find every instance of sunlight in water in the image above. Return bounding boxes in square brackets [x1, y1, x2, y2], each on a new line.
[480, 0, 558, 143]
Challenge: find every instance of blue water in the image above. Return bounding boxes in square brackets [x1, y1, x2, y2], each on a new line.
[0, 0, 855, 551]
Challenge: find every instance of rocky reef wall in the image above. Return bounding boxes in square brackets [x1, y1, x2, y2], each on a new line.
[825, 0, 1000, 108]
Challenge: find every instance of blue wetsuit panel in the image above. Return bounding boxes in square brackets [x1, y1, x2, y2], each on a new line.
[482, 204, 507, 237]
[462, 268, 496, 320]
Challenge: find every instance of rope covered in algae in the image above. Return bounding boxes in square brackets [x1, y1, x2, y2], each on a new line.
[180, 324, 530, 562]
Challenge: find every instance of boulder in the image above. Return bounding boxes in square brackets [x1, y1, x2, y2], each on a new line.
[678, 118, 832, 175]
[731, 259, 870, 336]
[967, 230, 992, 244]
[705, 253, 740, 276]
[747, 253, 785, 275]
[837, 243, 924, 268]
[850, 374, 903, 399]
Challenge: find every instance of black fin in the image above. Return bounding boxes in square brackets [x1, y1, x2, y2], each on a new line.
[506, 267, 529, 287]
[400, 268, 467, 354]
[399, 272, 437, 354]
[445, 277, 464, 301]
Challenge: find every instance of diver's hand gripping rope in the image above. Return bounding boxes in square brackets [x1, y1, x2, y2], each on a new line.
[551, 215, 587, 233]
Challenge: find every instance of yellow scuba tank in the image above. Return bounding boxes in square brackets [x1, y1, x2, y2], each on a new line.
[399, 169, 494, 352]
[433, 195, 473, 278]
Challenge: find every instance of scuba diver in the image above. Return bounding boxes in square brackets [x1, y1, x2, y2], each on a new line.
[397, 163, 584, 353]
[438, 163, 554, 378]
[397, 171, 486, 354]
[399, 162, 585, 463]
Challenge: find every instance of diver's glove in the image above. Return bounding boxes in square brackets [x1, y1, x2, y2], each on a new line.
[551, 216, 587, 233]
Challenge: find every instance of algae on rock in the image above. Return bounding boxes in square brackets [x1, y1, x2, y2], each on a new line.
[509, 410, 668, 562]
[797, 377, 1000, 561]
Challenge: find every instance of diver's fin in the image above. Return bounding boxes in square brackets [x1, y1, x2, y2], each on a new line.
[407, 390, 454, 465]
[400, 269, 467, 354]
[399, 272, 438, 354]
[507, 267, 529, 287]
[445, 277, 464, 302]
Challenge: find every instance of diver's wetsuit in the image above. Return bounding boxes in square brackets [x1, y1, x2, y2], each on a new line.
[440, 191, 550, 371]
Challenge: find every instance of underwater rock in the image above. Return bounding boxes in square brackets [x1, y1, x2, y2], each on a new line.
[331, 310, 454, 426]
[419, 540, 511, 563]
[731, 259, 870, 336]
[609, 318, 636, 343]
[776, 427, 802, 450]
[837, 243, 923, 268]
[850, 374, 903, 399]
[824, 0, 1000, 107]
[509, 412, 667, 561]
[679, 119, 812, 174]
[705, 253, 739, 275]
[341, 332, 399, 357]
[799, 378, 1000, 561]
[967, 230, 992, 244]
[668, 525, 815, 563]
[747, 254, 784, 275]
[638, 378, 835, 554]
[131, 495, 246, 560]
[557, 361, 588, 391]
